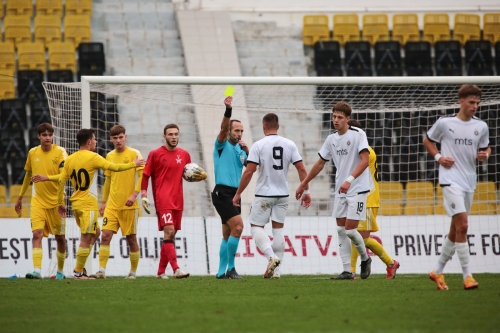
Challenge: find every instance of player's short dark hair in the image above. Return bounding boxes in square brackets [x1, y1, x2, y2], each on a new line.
[230, 119, 241, 130]
[348, 119, 362, 128]
[458, 84, 482, 99]
[164, 123, 179, 135]
[333, 102, 352, 117]
[262, 113, 279, 129]
[110, 125, 126, 137]
[37, 122, 54, 135]
[77, 129, 95, 146]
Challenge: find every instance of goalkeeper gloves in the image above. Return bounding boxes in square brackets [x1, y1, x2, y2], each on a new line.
[192, 168, 208, 182]
[141, 193, 151, 214]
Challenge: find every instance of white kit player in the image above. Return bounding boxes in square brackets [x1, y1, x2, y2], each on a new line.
[232, 113, 311, 278]
[424, 84, 490, 291]
[296, 102, 373, 280]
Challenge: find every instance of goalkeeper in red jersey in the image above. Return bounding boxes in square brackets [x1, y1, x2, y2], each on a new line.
[141, 124, 206, 279]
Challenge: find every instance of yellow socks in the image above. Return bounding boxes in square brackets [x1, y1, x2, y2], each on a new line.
[99, 245, 110, 270]
[56, 250, 66, 272]
[75, 247, 90, 273]
[33, 248, 43, 271]
[130, 251, 140, 273]
[364, 237, 393, 266]
[350, 243, 359, 273]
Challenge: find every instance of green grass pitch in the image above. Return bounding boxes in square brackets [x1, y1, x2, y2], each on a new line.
[1, 274, 499, 333]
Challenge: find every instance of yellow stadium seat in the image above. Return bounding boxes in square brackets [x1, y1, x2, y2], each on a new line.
[423, 13, 450, 45]
[6, 0, 33, 17]
[435, 186, 446, 215]
[0, 206, 22, 218]
[9, 185, 32, 204]
[362, 14, 389, 45]
[302, 15, 330, 47]
[484, 13, 500, 45]
[36, 0, 63, 16]
[18, 42, 46, 72]
[34, 15, 62, 48]
[0, 185, 7, 204]
[48, 41, 77, 72]
[0, 70, 16, 100]
[0, 2, 4, 18]
[333, 14, 360, 45]
[65, 0, 92, 17]
[453, 14, 480, 46]
[4, 15, 32, 47]
[0, 41, 16, 72]
[64, 14, 91, 48]
[379, 182, 404, 215]
[404, 182, 434, 215]
[392, 14, 420, 46]
[470, 181, 496, 215]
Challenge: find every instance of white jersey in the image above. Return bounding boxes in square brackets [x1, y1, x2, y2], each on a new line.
[427, 115, 489, 192]
[247, 134, 302, 197]
[319, 126, 371, 197]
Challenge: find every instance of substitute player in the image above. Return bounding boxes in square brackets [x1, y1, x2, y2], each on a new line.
[141, 124, 204, 279]
[296, 102, 372, 280]
[212, 96, 249, 279]
[347, 120, 400, 279]
[424, 84, 489, 290]
[93, 125, 144, 279]
[15, 123, 68, 280]
[232, 113, 311, 279]
[57, 129, 144, 280]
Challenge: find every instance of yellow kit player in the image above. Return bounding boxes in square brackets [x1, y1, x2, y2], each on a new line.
[348, 120, 400, 279]
[15, 123, 68, 280]
[57, 128, 144, 280]
[93, 125, 144, 279]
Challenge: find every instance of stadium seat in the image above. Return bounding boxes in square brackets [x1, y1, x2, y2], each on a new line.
[404, 182, 434, 215]
[362, 14, 389, 45]
[302, 15, 330, 47]
[379, 182, 403, 215]
[314, 41, 342, 76]
[28, 127, 40, 149]
[10, 157, 28, 184]
[0, 1, 3, 18]
[423, 14, 450, 45]
[344, 41, 372, 76]
[17, 70, 45, 102]
[47, 69, 74, 82]
[404, 42, 433, 76]
[374, 41, 402, 76]
[0, 185, 6, 203]
[0, 70, 16, 100]
[1, 129, 27, 160]
[34, 15, 62, 48]
[0, 206, 23, 218]
[495, 42, 500, 74]
[48, 41, 77, 72]
[6, 0, 32, 17]
[36, 0, 63, 16]
[78, 42, 106, 74]
[470, 181, 497, 215]
[464, 40, 493, 76]
[64, 14, 91, 48]
[10, 184, 32, 203]
[333, 14, 360, 45]
[0, 157, 8, 187]
[17, 42, 46, 72]
[483, 13, 500, 45]
[434, 41, 462, 76]
[65, 0, 92, 17]
[0, 41, 16, 72]
[392, 14, 420, 46]
[0, 98, 27, 131]
[4, 15, 32, 47]
[30, 99, 52, 126]
[453, 14, 481, 46]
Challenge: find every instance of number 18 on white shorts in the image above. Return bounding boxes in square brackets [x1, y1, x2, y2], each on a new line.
[333, 193, 368, 221]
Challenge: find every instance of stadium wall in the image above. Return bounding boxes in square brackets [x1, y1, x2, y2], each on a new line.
[1, 216, 499, 277]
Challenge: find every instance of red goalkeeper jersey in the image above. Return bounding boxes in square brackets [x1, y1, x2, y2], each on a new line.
[143, 146, 191, 211]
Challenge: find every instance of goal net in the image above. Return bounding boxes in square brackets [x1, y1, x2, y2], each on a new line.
[41, 76, 500, 277]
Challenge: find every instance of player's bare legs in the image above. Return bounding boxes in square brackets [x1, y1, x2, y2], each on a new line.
[158, 225, 189, 279]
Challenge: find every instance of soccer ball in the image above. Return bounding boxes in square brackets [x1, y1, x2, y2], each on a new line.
[183, 163, 207, 182]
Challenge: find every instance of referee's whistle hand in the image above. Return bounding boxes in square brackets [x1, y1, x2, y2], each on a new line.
[232, 194, 241, 207]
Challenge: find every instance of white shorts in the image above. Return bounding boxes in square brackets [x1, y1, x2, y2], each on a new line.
[442, 186, 473, 217]
[333, 193, 367, 221]
[249, 196, 289, 226]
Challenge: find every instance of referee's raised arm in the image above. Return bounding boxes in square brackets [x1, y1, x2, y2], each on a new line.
[218, 96, 233, 144]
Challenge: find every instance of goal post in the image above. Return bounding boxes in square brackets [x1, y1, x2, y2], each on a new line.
[41, 76, 500, 277]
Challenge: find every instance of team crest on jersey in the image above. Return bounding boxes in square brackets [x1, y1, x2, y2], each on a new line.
[124, 157, 129, 163]
[451, 203, 456, 209]
[347, 140, 351, 146]
[52, 157, 59, 165]
[474, 130, 479, 136]
[176, 155, 182, 164]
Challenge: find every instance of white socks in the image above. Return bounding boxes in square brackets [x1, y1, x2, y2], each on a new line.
[272, 228, 285, 273]
[337, 226, 351, 272]
[456, 242, 471, 280]
[434, 237, 455, 274]
[346, 229, 369, 261]
[251, 226, 275, 259]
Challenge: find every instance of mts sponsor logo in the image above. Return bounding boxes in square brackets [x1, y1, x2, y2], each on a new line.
[454, 138, 473, 145]
[336, 149, 348, 156]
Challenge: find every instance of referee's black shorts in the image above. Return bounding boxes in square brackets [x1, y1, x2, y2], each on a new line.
[211, 184, 241, 224]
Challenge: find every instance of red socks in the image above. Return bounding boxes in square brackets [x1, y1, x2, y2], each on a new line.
[158, 240, 179, 275]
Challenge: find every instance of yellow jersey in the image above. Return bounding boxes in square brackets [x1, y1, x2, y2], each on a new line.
[366, 146, 380, 208]
[104, 147, 144, 210]
[24, 144, 67, 208]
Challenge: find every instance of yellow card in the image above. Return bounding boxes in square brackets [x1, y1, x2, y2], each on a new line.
[224, 86, 235, 97]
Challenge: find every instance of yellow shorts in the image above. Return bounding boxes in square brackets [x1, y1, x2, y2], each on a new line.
[74, 209, 99, 234]
[30, 206, 65, 237]
[357, 207, 379, 232]
[102, 208, 139, 236]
